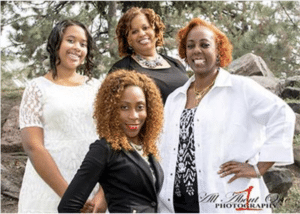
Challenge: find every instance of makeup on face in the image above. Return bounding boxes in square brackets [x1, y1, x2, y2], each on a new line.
[127, 14, 156, 57]
[57, 25, 88, 72]
[119, 86, 147, 144]
[186, 26, 218, 75]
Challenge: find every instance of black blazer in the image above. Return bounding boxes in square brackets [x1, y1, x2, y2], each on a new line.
[58, 138, 164, 213]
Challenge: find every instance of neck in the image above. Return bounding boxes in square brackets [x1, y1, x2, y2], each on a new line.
[194, 67, 219, 91]
[54, 67, 78, 80]
[135, 50, 157, 61]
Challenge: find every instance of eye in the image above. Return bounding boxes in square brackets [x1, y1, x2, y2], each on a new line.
[201, 43, 210, 48]
[137, 104, 145, 111]
[143, 26, 149, 31]
[67, 39, 74, 44]
[131, 29, 138, 34]
[120, 105, 129, 110]
[187, 44, 195, 49]
[81, 42, 87, 48]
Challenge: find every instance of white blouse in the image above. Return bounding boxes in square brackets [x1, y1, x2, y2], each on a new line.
[158, 68, 295, 213]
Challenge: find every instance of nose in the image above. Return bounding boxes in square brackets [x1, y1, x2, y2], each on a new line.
[74, 42, 81, 51]
[194, 45, 202, 54]
[128, 109, 139, 120]
[139, 29, 146, 37]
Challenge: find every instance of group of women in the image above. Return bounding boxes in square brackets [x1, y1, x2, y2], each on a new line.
[18, 6, 295, 213]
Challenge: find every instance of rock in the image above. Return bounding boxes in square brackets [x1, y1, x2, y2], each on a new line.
[285, 76, 300, 88]
[1, 105, 24, 153]
[263, 166, 293, 199]
[294, 145, 300, 168]
[281, 87, 300, 99]
[294, 113, 300, 135]
[1, 164, 21, 199]
[287, 103, 300, 114]
[249, 76, 283, 96]
[228, 53, 275, 77]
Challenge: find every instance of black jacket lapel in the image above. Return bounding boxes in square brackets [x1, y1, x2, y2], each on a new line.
[122, 150, 157, 199]
[149, 155, 164, 194]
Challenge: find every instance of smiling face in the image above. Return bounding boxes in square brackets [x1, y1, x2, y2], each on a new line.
[127, 14, 157, 56]
[57, 25, 88, 72]
[119, 86, 147, 144]
[186, 26, 218, 75]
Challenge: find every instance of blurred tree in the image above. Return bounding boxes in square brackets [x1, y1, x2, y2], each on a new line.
[1, 1, 300, 80]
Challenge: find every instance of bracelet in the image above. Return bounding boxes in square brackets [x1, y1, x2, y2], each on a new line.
[252, 164, 262, 178]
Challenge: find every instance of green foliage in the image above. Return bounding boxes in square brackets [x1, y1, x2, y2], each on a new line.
[1, 1, 300, 80]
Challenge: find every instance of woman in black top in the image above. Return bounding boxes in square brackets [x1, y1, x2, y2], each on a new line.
[109, 7, 188, 103]
[58, 70, 164, 213]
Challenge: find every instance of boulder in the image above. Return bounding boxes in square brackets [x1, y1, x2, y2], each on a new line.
[263, 166, 293, 199]
[294, 113, 300, 135]
[249, 76, 283, 96]
[1, 164, 21, 199]
[287, 102, 300, 114]
[294, 145, 300, 168]
[1, 105, 23, 153]
[281, 87, 300, 99]
[228, 53, 275, 77]
[285, 76, 300, 88]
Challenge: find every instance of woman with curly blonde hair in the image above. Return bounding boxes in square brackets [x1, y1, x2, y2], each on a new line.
[59, 69, 164, 213]
[109, 7, 188, 104]
[158, 18, 295, 213]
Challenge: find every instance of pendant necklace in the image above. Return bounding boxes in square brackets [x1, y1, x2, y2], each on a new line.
[135, 54, 163, 68]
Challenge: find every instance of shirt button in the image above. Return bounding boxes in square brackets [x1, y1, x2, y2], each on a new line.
[199, 170, 201, 173]
[170, 173, 173, 176]
[168, 198, 171, 201]
[151, 202, 157, 207]
[173, 148, 176, 151]
[197, 119, 199, 122]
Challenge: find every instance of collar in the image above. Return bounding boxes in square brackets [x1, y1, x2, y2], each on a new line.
[176, 68, 232, 96]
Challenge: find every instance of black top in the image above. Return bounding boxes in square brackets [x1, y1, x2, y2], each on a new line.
[173, 108, 199, 213]
[58, 139, 164, 213]
[109, 55, 189, 104]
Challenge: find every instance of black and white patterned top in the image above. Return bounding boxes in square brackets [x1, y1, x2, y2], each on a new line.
[173, 108, 200, 213]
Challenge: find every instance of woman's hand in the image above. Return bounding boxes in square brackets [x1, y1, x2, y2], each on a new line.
[218, 161, 275, 183]
[218, 161, 256, 183]
[80, 186, 107, 213]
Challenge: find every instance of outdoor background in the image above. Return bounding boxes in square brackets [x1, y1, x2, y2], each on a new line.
[1, 1, 300, 213]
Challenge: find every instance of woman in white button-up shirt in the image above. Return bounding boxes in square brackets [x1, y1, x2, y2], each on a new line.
[158, 18, 295, 213]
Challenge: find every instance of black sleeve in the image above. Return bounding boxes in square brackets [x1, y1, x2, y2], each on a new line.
[58, 139, 110, 213]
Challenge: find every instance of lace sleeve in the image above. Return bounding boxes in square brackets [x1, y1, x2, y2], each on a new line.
[19, 80, 43, 129]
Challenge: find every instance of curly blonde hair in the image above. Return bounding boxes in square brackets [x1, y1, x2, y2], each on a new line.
[116, 7, 165, 57]
[178, 18, 233, 67]
[94, 69, 164, 159]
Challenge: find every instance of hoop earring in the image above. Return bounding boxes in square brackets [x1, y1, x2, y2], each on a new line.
[216, 55, 220, 66]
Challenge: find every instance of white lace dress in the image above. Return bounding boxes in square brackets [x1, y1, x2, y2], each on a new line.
[18, 76, 101, 213]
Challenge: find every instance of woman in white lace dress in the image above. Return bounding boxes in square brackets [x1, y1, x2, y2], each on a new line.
[18, 20, 104, 213]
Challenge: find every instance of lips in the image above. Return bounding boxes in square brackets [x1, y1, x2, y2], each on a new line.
[68, 52, 81, 61]
[139, 38, 150, 45]
[194, 59, 205, 66]
[127, 125, 139, 130]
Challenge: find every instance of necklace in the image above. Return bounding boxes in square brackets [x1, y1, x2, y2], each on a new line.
[130, 142, 143, 151]
[194, 73, 218, 105]
[135, 54, 163, 68]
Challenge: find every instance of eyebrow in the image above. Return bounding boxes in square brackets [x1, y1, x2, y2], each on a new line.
[65, 35, 87, 42]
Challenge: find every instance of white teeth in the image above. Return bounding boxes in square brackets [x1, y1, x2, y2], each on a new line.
[139, 39, 149, 45]
[194, 59, 205, 66]
[68, 53, 80, 60]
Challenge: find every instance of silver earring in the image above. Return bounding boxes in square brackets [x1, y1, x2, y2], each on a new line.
[216, 55, 220, 66]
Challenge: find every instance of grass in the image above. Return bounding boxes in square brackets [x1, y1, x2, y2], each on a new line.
[294, 134, 300, 147]
[273, 184, 300, 213]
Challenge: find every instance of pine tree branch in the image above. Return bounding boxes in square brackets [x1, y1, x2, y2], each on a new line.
[279, 1, 299, 31]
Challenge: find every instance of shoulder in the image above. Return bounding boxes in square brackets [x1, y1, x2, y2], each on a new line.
[108, 56, 131, 73]
[161, 54, 186, 72]
[89, 138, 112, 153]
[85, 77, 101, 88]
